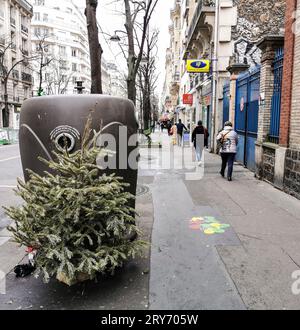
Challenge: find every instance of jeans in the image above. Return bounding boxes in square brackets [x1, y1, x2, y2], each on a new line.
[177, 133, 183, 146]
[221, 153, 236, 178]
[195, 145, 203, 162]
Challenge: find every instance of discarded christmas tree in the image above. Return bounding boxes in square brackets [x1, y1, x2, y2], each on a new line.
[5, 117, 146, 285]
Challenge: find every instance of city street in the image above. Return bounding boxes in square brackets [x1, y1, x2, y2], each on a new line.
[1, 134, 300, 310]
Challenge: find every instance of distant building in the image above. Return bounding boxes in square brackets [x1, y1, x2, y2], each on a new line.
[101, 57, 111, 95]
[107, 62, 127, 98]
[0, 0, 33, 128]
[29, 0, 91, 95]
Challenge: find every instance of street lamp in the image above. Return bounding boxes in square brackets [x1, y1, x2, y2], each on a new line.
[109, 30, 127, 42]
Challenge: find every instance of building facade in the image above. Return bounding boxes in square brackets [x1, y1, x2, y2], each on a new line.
[0, 0, 33, 128]
[29, 0, 91, 95]
[252, 0, 300, 199]
[107, 62, 127, 99]
[163, 0, 286, 148]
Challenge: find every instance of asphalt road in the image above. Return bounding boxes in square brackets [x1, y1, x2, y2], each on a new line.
[0, 144, 23, 229]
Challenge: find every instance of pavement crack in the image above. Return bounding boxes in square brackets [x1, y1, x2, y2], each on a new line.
[237, 233, 263, 241]
[280, 248, 300, 269]
[212, 179, 247, 216]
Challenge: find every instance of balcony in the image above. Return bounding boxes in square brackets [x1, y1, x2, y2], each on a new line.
[21, 24, 29, 34]
[16, 0, 33, 14]
[183, 0, 215, 59]
[21, 72, 32, 83]
[12, 70, 19, 80]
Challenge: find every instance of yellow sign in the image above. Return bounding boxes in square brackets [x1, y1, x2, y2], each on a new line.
[186, 59, 210, 73]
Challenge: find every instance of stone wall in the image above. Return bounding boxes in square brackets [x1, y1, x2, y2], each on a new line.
[284, 149, 300, 199]
[231, 0, 286, 66]
[262, 146, 276, 184]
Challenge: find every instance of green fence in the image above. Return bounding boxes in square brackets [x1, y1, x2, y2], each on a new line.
[0, 128, 19, 145]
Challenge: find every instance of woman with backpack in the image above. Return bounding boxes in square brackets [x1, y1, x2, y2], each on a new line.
[217, 121, 238, 181]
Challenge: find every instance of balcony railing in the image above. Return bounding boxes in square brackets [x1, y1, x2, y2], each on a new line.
[21, 24, 29, 34]
[16, 0, 33, 14]
[12, 70, 19, 80]
[21, 72, 32, 83]
[186, 0, 203, 48]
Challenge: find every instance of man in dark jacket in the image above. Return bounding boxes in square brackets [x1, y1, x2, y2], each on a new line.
[176, 119, 188, 146]
[192, 121, 209, 164]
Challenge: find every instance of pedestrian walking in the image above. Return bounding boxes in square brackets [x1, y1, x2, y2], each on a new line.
[217, 121, 238, 181]
[170, 122, 177, 145]
[176, 119, 187, 147]
[192, 121, 209, 165]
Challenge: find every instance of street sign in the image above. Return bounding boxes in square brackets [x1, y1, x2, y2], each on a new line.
[183, 94, 193, 105]
[186, 59, 210, 73]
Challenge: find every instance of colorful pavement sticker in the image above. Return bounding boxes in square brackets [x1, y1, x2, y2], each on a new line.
[189, 216, 230, 235]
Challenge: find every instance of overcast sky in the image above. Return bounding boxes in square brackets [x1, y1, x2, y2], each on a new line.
[74, 0, 173, 93]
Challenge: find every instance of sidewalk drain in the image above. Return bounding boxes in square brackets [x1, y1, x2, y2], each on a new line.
[136, 184, 150, 196]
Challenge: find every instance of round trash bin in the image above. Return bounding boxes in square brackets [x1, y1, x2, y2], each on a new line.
[19, 95, 139, 204]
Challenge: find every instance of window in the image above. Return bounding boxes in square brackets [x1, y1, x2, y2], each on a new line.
[71, 48, 76, 57]
[34, 12, 40, 21]
[72, 63, 77, 72]
[35, 0, 45, 5]
[59, 46, 66, 56]
[34, 27, 41, 36]
[72, 76, 77, 84]
[43, 13, 48, 22]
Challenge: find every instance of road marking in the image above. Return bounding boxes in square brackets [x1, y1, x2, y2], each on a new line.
[0, 185, 17, 188]
[0, 156, 20, 163]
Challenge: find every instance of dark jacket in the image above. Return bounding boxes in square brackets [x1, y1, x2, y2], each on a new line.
[192, 125, 209, 147]
[176, 122, 187, 135]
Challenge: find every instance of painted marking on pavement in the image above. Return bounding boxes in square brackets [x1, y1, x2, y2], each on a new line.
[0, 156, 20, 163]
[189, 216, 231, 235]
[0, 185, 17, 188]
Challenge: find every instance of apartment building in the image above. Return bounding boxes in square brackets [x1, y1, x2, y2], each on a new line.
[164, 0, 286, 148]
[29, 0, 91, 95]
[0, 0, 33, 128]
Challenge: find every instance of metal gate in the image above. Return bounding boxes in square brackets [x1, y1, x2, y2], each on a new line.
[269, 47, 284, 144]
[223, 82, 230, 126]
[235, 66, 261, 171]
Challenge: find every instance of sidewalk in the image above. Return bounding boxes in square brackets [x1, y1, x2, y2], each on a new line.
[145, 132, 300, 309]
[1, 133, 300, 309]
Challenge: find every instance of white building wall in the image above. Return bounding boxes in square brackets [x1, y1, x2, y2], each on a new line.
[29, 0, 91, 95]
[0, 0, 33, 128]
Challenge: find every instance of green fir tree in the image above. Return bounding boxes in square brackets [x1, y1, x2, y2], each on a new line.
[4, 116, 146, 285]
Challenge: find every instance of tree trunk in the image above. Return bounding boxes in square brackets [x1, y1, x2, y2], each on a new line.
[124, 0, 136, 104]
[85, 0, 102, 94]
[3, 79, 9, 127]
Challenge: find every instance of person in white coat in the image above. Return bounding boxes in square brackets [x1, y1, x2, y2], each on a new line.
[217, 121, 238, 181]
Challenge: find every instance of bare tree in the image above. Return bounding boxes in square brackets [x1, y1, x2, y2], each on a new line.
[118, 0, 158, 105]
[45, 58, 74, 95]
[0, 39, 36, 127]
[85, 0, 103, 94]
[137, 29, 159, 129]
[31, 33, 53, 96]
